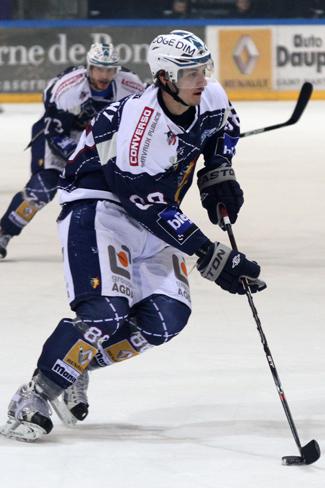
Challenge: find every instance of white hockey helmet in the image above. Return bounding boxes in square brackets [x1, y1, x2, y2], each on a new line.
[87, 42, 120, 70]
[147, 30, 213, 83]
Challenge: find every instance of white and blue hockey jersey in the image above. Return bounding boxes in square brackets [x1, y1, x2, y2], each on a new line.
[32, 65, 145, 162]
[59, 81, 240, 255]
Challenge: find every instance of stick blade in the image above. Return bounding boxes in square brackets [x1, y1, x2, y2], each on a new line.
[289, 82, 313, 124]
[239, 81, 313, 138]
[282, 440, 320, 466]
[301, 439, 321, 465]
[282, 455, 304, 466]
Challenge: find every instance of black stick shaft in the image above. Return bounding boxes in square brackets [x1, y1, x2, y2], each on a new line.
[240, 82, 313, 138]
[220, 207, 304, 455]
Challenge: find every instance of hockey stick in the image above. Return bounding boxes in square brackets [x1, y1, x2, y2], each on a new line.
[220, 206, 320, 465]
[24, 128, 44, 150]
[239, 82, 313, 138]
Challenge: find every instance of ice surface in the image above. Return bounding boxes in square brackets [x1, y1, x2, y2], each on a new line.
[0, 99, 325, 487]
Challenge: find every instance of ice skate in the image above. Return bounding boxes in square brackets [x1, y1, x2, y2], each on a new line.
[0, 228, 12, 259]
[0, 380, 53, 442]
[51, 371, 89, 427]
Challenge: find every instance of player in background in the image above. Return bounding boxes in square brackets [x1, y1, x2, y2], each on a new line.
[0, 42, 144, 259]
[0, 31, 266, 442]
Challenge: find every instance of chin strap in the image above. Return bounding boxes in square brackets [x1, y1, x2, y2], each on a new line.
[157, 79, 189, 107]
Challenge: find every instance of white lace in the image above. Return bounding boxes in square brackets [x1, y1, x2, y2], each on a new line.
[63, 371, 89, 408]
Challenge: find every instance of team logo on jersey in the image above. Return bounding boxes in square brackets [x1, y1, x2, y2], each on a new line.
[63, 340, 97, 373]
[108, 245, 131, 279]
[166, 128, 177, 146]
[79, 90, 88, 100]
[129, 106, 154, 166]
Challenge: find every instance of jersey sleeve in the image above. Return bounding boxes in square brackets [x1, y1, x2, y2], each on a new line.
[115, 69, 146, 99]
[43, 68, 91, 160]
[43, 107, 79, 160]
[204, 102, 240, 168]
[201, 83, 240, 169]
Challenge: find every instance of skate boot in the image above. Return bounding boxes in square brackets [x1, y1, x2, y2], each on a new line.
[51, 371, 89, 426]
[0, 228, 12, 259]
[0, 380, 53, 442]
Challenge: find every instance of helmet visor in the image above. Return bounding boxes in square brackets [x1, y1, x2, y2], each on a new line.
[176, 60, 214, 89]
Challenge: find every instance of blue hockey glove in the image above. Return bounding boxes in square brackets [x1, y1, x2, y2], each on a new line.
[48, 135, 77, 160]
[77, 99, 97, 128]
[196, 241, 266, 295]
[197, 164, 244, 229]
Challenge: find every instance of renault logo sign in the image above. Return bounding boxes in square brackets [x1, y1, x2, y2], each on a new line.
[233, 36, 259, 75]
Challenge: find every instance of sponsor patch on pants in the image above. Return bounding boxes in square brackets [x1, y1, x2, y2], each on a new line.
[63, 339, 97, 373]
[105, 340, 139, 362]
[16, 201, 38, 222]
[52, 359, 79, 384]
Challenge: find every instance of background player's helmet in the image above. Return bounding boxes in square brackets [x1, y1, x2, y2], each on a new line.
[87, 43, 120, 70]
[147, 30, 213, 83]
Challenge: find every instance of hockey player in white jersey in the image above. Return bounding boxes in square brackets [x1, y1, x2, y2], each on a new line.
[0, 42, 144, 259]
[0, 31, 266, 442]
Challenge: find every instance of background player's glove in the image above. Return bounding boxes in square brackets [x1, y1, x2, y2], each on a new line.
[77, 99, 97, 129]
[48, 135, 77, 160]
[196, 241, 266, 295]
[197, 164, 244, 229]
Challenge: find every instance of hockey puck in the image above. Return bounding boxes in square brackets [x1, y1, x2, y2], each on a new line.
[281, 455, 304, 466]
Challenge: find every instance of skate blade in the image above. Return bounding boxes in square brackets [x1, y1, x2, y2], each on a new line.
[0, 417, 46, 442]
[50, 398, 77, 427]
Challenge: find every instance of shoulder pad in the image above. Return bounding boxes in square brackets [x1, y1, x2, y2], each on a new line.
[50, 67, 90, 112]
[201, 80, 229, 111]
[115, 70, 145, 94]
[120, 66, 131, 74]
[50, 67, 87, 102]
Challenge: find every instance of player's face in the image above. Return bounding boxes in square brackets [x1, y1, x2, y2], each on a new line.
[89, 66, 118, 90]
[176, 65, 209, 105]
